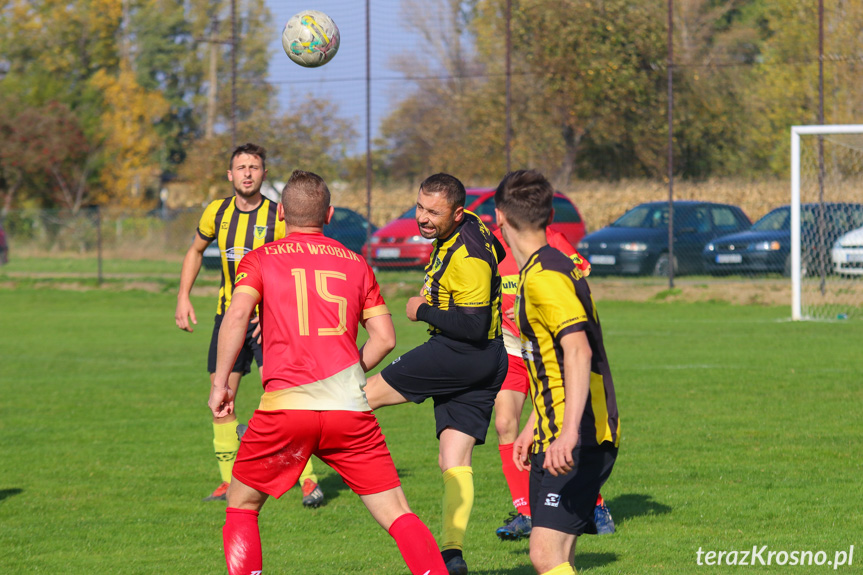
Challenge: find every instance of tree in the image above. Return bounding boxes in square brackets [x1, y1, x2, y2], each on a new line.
[176, 100, 357, 203]
[90, 64, 170, 208]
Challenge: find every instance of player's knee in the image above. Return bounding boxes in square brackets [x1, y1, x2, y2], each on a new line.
[530, 545, 558, 573]
[494, 412, 518, 441]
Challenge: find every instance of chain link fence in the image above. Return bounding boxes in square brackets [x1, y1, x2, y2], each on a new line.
[2, 177, 861, 319]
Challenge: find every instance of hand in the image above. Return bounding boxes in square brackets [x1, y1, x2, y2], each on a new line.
[208, 382, 235, 418]
[504, 306, 515, 321]
[512, 427, 533, 472]
[543, 429, 577, 477]
[175, 298, 197, 332]
[406, 296, 425, 322]
[250, 315, 261, 344]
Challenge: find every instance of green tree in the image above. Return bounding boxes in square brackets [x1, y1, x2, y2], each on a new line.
[743, 0, 863, 175]
[176, 101, 357, 203]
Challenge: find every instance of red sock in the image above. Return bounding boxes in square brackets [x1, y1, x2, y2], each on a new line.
[499, 443, 531, 516]
[223, 507, 262, 575]
[596, 493, 604, 506]
[388, 513, 448, 575]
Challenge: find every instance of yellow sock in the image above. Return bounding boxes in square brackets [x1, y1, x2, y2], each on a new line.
[541, 563, 576, 575]
[441, 466, 473, 551]
[298, 459, 318, 485]
[213, 420, 240, 483]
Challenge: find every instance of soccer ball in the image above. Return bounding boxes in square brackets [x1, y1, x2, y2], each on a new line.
[282, 10, 340, 68]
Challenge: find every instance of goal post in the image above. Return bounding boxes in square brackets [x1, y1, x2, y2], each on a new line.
[790, 124, 863, 321]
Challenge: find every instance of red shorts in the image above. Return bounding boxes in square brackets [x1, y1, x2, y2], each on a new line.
[500, 353, 530, 395]
[232, 410, 401, 498]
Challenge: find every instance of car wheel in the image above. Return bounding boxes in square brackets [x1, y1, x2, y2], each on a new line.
[652, 253, 678, 276]
[783, 254, 792, 277]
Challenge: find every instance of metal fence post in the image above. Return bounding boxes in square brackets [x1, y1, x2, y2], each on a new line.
[96, 206, 103, 286]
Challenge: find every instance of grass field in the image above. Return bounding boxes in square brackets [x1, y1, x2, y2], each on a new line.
[0, 286, 861, 574]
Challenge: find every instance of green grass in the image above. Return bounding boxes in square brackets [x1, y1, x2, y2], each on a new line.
[0, 289, 861, 573]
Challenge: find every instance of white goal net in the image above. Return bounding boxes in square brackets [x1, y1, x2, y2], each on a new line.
[791, 125, 863, 321]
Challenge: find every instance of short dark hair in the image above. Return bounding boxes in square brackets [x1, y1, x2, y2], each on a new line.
[494, 170, 554, 231]
[419, 173, 466, 208]
[281, 170, 331, 227]
[229, 143, 267, 171]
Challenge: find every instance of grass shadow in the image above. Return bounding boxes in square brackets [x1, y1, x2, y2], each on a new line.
[0, 488, 23, 503]
[606, 492, 672, 523]
[316, 473, 351, 505]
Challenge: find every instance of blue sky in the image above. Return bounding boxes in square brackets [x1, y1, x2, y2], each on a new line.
[264, 1, 417, 149]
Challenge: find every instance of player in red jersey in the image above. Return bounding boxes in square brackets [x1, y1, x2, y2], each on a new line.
[208, 170, 447, 575]
[492, 227, 615, 540]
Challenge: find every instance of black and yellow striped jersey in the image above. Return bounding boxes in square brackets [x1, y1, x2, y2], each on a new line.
[515, 245, 620, 452]
[197, 196, 285, 315]
[422, 210, 504, 340]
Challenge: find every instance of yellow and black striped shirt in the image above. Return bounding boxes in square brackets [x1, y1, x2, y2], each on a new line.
[515, 245, 620, 452]
[422, 210, 504, 340]
[197, 197, 285, 315]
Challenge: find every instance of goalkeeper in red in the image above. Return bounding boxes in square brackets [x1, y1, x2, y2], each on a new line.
[208, 170, 447, 575]
[495, 170, 620, 575]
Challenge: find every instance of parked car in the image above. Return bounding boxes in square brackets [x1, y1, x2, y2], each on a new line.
[578, 201, 751, 276]
[703, 203, 863, 276]
[202, 207, 375, 270]
[831, 224, 863, 276]
[0, 220, 8, 265]
[324, 206, 377, 255]
[365, 188, 586, 268]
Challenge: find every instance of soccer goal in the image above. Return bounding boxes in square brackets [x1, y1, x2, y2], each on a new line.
[790, 125, 863, 321]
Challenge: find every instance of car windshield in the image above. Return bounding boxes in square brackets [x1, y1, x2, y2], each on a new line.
[751, 207, 790, 231]
[612, 205, 670, 229]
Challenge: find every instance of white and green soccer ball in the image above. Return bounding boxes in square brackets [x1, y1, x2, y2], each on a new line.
[282, 10, 340, 68]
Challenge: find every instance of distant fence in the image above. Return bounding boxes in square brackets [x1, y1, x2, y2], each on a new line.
[1, 172, 860, 322]
[2, 206, 203, 258]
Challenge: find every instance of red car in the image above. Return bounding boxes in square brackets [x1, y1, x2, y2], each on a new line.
[365, 188, 587, 268]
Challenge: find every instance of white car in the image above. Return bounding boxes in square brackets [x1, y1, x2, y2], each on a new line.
[831, 225, 863, 275]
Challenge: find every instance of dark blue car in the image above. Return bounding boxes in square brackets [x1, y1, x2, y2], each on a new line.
[578, 201, 751, 276]
[202, 207, 376, 270]
[703, 203, 863, 276]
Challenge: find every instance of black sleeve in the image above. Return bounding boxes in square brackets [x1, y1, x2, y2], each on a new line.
[416, 304, 491, 342]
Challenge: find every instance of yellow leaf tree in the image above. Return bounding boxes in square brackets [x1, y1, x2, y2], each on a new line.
[90, 63, 169, 208]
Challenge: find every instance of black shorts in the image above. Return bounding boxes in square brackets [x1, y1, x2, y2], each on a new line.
[207, 314, 263, 375]
[380, 335, 507, 445]
[530, 442, 618, 536]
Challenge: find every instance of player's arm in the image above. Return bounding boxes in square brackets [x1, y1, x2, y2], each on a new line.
[414, 304, 491, 342]
[358, 313, 396, 373]
[175, 234, 211, 332]
[209, 290, 259, 417]
[543, 329, 592, 477]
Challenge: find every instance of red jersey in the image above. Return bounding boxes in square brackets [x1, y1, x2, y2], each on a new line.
[494, 228, 590, 353]
[234, 232, 389, 411]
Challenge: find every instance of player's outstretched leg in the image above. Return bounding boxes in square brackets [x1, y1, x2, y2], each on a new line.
[389, 513, 449, 575]
[361, 488, 448, 575]
[223, 508, 262, 575]
[298, 459, 325, 508]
